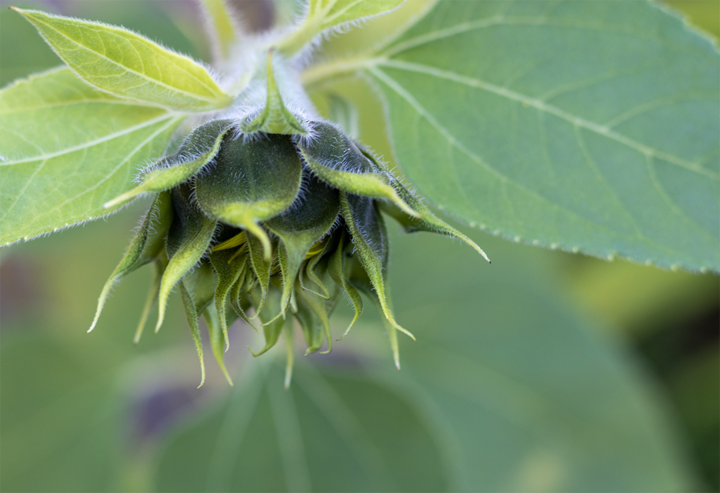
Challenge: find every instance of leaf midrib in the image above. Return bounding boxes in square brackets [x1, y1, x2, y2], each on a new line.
[0, 113, 177, 166]
[376, 58, 717, 180]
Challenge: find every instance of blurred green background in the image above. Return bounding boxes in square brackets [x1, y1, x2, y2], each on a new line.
[1, 1, 718, 491]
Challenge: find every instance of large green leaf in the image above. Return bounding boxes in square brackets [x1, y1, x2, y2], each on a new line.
[153, 362, 449, 492]
[13, 8, 231, 111]
[0, 68, 182, 246]
[305, 0, 720, 273]
[381, 231, 693, 491]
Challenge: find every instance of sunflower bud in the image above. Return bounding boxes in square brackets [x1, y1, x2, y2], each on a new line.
[91, 64, 489, 387]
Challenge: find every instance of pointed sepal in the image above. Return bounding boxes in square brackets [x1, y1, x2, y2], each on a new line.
[179, 281, 207, 388]
[327, 231, 363, 339]
[340, 192, 414, 345]
[241, 50, 308, 136]
[156, 185, 218, 332]
[209, 228, 249, 350]
[203, 303, 234, 385]
[298, 122, 419, 218]
[246, 233, 272, 317]
[380, 180, 491, 263]
[105, 120, 235, 208]
[249, 285, 285, 357]
[264, 172, 340, 316]
[133, 255, 167, 344]
[89, 191, 173, 332]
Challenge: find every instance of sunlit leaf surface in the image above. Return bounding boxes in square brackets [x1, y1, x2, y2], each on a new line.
[0, 68, 182, 246]
[14, 8, 231, 111]
[308, 0, 720, 272]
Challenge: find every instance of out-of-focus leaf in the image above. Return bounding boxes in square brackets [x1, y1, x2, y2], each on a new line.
[306, 0, 720, 272]
[380, 229, 694, 491]
[153, 226, 694, 492]
[14, 8, 232, 111]
[0, 335, 126, 493]
[663, 0, 720, 39]
[153, 362, 449, 492]
[199, 0, 241, 62]
[565, 257, 719, 336]
[0, 68, 182, 246]
[278, 0, 405, 54]
[668, 346, 719, 488]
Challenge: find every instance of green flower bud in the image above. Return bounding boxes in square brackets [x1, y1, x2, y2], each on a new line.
[93, 113, 490, 386]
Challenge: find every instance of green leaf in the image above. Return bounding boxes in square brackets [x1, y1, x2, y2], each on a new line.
[265, 173, 340, 315]
[105, 119, 235, 208]
[199, 0, 241, 62]
[298, 121, 420, 217]
[384, 230, 694, 491]
[340, 192, 413, 367]
[241, 51, 308, 136]
[89, 191, 173, 332]
[194, 134, 304, 260]
[154, 361, 449, 492]
[0, 335, 128, 492]
[0, 68, 182, 246]
[158, 185, 218, 332]
[308, 0, 720, 272]
[327, 93, 360, 139]
[13, 8, 232, 111]
[278, 0, 405, 54]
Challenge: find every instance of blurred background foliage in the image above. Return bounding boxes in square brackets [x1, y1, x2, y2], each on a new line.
[0, 0, 717, 491]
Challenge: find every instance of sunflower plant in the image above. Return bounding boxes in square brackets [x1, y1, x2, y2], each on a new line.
[0, 0, 717, 389]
